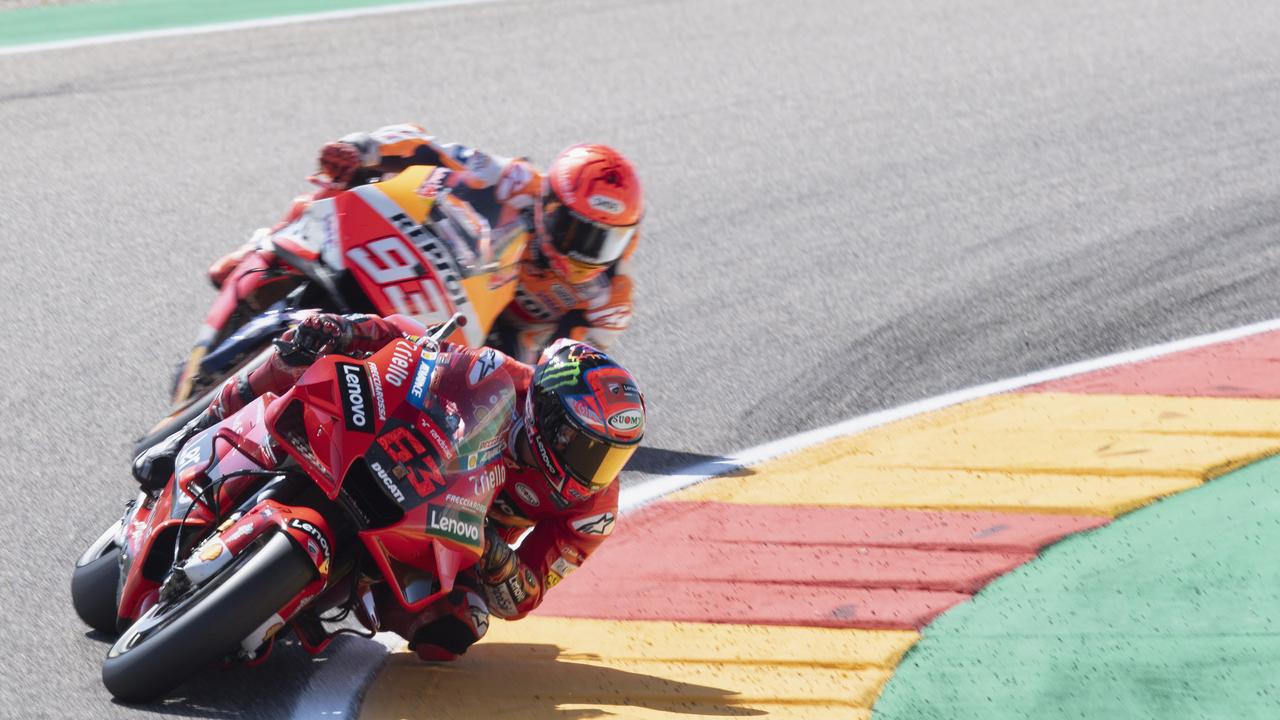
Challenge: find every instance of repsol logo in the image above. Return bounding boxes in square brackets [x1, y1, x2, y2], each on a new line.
[337, 363, 372, 432]
[389, 213, 468, 308]
[370, 461, 405, 503]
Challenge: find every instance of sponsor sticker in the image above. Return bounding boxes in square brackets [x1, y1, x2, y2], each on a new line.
[198, 542, 224, 562]
[384, 340, 416, 388]
[370, 460, 406, 503]
[551, 555, 578, 579]
[407, 353, 437, 409]
[587, 194, 626, 215]
[426, 504, 483, 548]
[446, 493, 488, 515]
[607, 408, 643, 433]
[288, 518, 331, 562]
[366, 360, 387, 421]
[572, 512, 615, 536]
[468, 348, 504, 386]
[337, 362, 373, 432]
[569, 396, 606, 430]
[514, 483, 541, 507]
[416, 166, 447, 200]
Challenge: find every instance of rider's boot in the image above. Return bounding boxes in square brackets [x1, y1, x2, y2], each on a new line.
[131, 411, 217, 492]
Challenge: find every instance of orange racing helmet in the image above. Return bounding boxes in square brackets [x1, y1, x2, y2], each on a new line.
[536, 144, 642, 284]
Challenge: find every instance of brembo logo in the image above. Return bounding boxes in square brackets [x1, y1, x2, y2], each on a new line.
[337, 363, 372, 432]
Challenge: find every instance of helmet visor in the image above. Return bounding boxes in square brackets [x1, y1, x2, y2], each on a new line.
[544, 201, 637, 266]
[549, 422, 638, 491]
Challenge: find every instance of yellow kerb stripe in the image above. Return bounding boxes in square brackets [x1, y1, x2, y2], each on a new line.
[677, 393, 1280, 516]
[358, 617, 918, 719]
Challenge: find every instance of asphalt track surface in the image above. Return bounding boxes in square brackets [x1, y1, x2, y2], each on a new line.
[2, 0, 1280, 717]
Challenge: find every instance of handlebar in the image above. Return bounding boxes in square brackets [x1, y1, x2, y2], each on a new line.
[419, 313, 467, 348]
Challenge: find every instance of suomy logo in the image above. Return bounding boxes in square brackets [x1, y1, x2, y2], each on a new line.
[607, 409, 643, 432]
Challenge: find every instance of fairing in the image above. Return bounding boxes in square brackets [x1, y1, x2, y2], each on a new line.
[266, 339, 515, 612]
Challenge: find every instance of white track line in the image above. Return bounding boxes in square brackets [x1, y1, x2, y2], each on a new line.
[0, 0, 499, 57]
[290, 313, 1280, 719]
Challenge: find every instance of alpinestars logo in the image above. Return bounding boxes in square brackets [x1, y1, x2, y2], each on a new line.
[573, 512, 615, 536]
[337, 362, 372, 432]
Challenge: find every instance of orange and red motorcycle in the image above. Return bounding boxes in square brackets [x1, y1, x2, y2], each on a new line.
[73, 315, 513, 702]
[136, 165, 525, 455]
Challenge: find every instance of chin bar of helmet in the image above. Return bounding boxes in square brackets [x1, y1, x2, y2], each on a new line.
[418, 313, 467, 349]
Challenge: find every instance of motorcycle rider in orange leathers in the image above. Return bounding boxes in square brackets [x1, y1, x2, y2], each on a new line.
[209, 125, 643, 363]
[133, 313, 646, 660]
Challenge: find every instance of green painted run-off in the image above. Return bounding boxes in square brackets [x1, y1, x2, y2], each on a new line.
[874, 454, 1280, 720]
[0, 0, 457, 49]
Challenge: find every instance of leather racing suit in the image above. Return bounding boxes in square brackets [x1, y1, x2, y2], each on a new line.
[208, 124, 638, 363]
[167, 313, 619, 657]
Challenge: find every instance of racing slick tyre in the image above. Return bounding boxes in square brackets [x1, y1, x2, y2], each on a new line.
[71, 521, 124, 635]
[102, 533, 316, 703]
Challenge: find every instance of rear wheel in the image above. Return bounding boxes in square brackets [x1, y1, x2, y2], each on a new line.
[101, 533, 316, 703]
[71, 521, 124, 635]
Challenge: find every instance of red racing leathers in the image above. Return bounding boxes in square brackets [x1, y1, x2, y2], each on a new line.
[208, 124, 637, 363]
[203, 313, 617, 653]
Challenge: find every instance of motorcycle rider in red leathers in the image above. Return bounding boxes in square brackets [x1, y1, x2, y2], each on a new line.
[132, 313, 646, 660]
[208, 125, 644, 363]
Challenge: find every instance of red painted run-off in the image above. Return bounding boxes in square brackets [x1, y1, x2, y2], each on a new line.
[1027, 330, 1280, 397]
[536, 502, 1107, 630]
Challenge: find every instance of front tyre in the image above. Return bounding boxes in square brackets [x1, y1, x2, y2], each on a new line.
[71, 520, 124, 634]
[101, 533, 316, 703]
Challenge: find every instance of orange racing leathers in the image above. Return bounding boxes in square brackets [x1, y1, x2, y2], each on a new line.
[210, 124, 638, 363]
[201, 313, 619, 655]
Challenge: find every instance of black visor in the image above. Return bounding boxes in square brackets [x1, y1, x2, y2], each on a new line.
[543, 201, 637, 266]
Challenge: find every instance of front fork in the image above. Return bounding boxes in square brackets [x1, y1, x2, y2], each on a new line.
[174, 499, 335, 656]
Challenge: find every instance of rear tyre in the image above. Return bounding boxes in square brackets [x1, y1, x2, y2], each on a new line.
[101, 533, 316, 703]
[71, 521, 124, 635]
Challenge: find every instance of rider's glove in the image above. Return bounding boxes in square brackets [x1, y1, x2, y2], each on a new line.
[477, 523, 539, 619]
[273, 314, 353, 367]
[478, 523, 517, 584]
[315, 141, 364, 190]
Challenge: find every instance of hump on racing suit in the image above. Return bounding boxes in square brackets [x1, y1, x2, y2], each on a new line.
[336, 124, 639, 363]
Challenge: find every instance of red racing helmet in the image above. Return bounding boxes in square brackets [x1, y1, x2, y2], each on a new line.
[525, 340, 645, 505]
[536, 144, 642, 284]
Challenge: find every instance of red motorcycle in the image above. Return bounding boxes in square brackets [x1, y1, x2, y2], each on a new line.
[135, 164, 526, 456]
[72, 316, 514, 702]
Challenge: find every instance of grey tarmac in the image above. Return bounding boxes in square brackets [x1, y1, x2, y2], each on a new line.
[1, 0, 1279, 717]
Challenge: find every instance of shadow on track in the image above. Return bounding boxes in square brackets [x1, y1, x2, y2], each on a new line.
[625, 446, 755, 478]
[362, 643, 767, 719]
[101, 637, 373, 718]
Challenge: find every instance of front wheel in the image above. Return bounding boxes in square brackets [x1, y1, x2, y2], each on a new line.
[71, 520, 124, 635]
[101, 533, 316, 703]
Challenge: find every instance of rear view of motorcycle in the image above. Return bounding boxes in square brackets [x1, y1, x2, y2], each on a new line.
[135, 165, 526, 457]
[74, 316, 514, 702]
